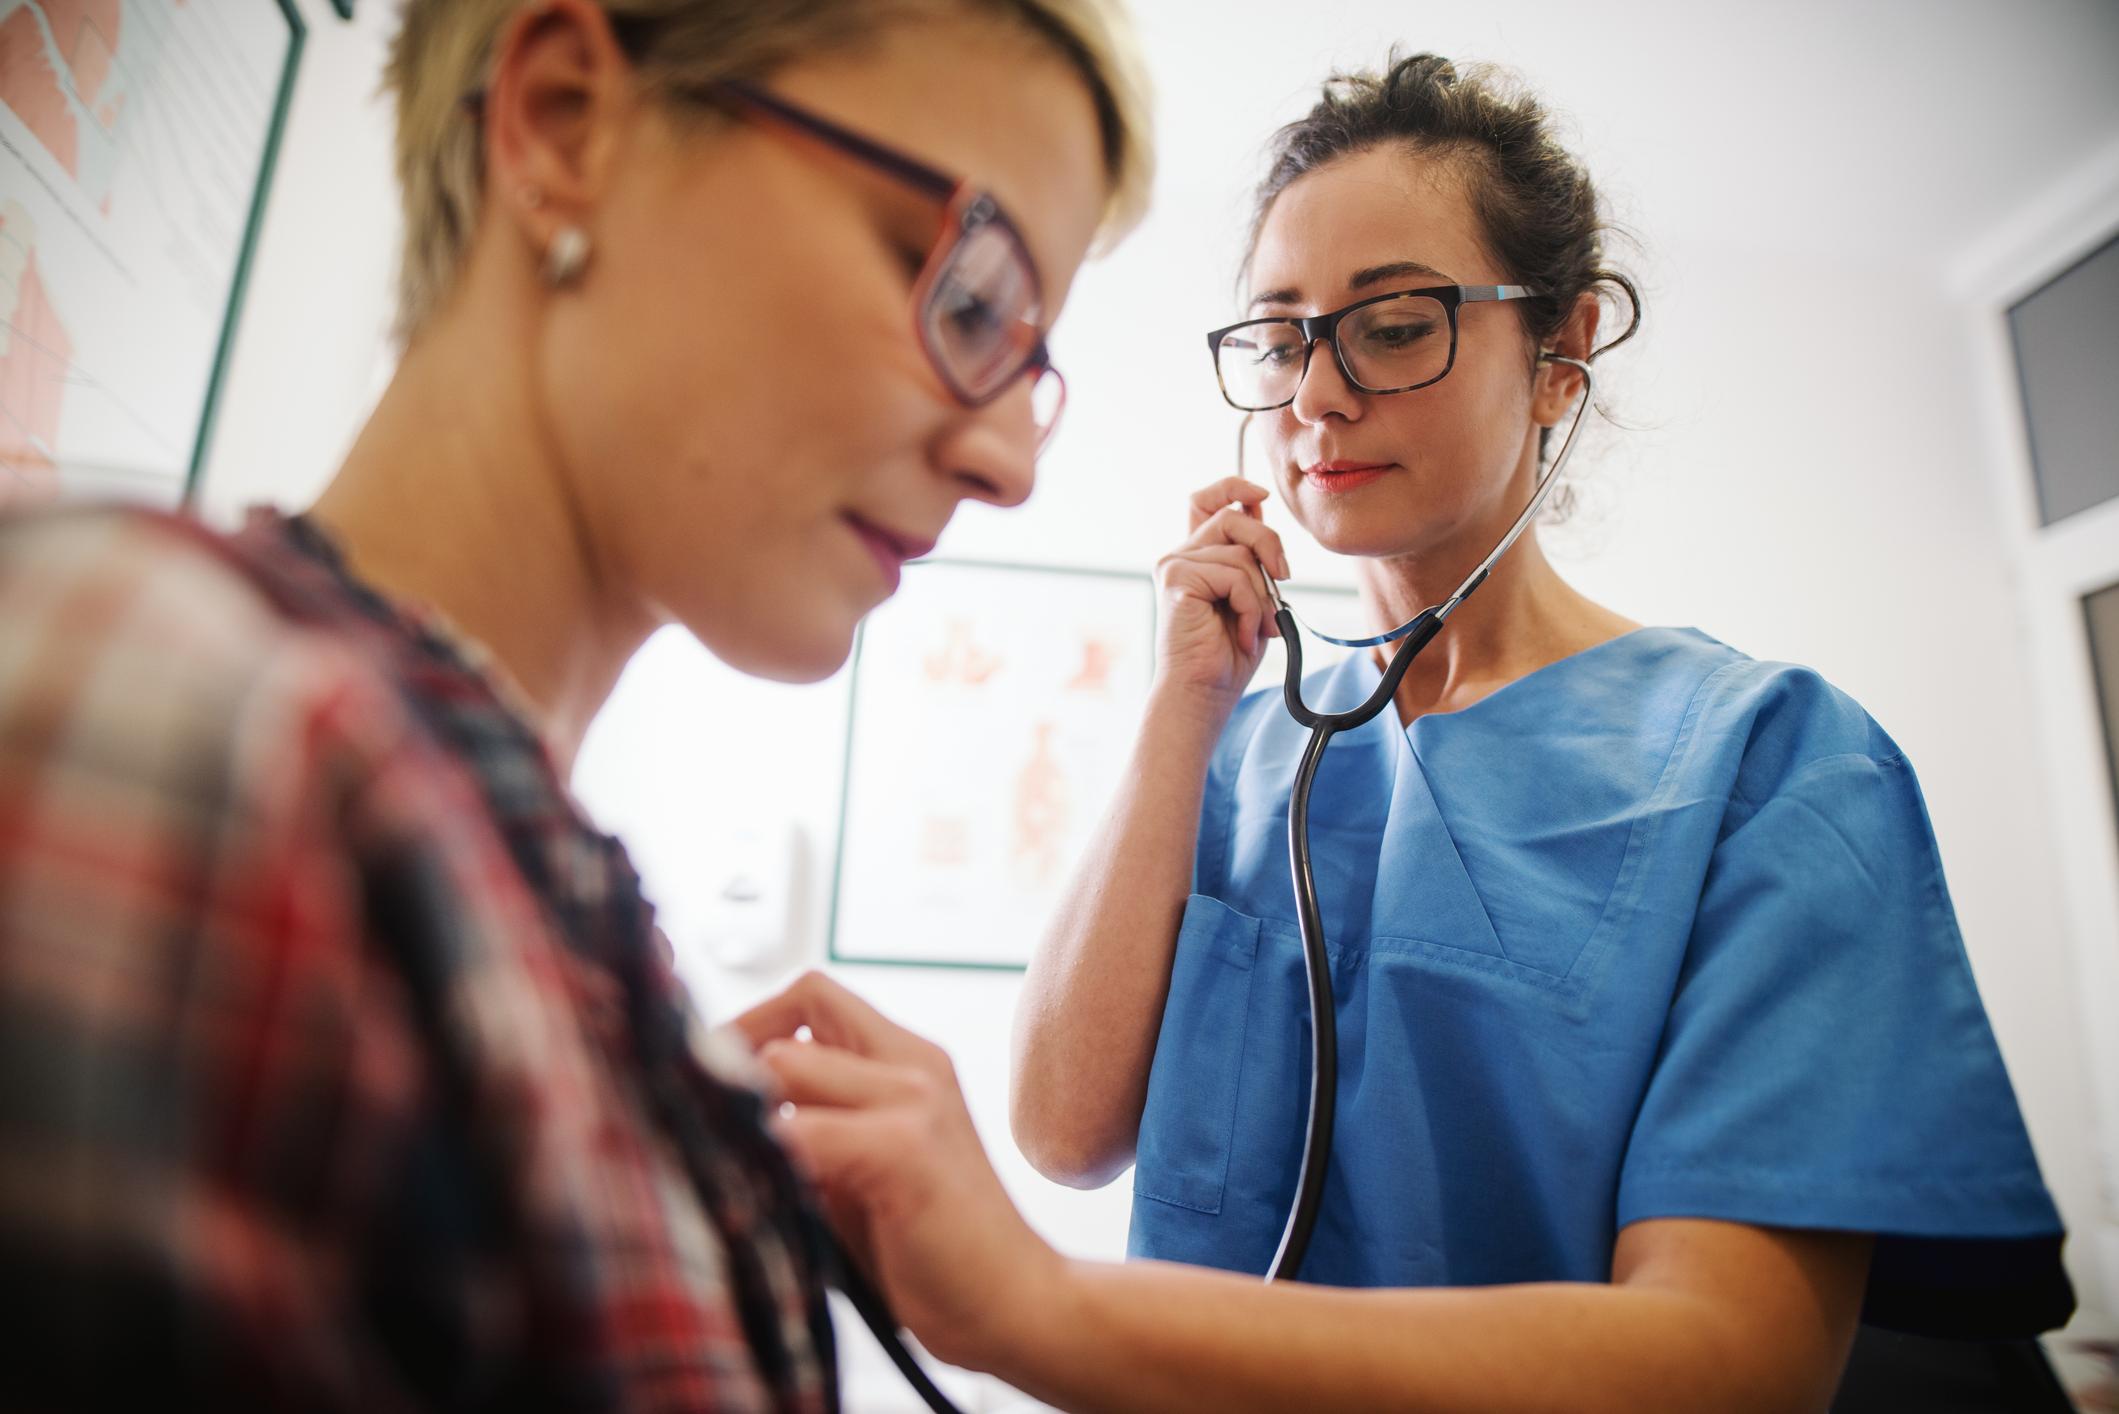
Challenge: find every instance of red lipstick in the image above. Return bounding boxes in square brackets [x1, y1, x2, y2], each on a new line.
[1302, 460, 1393, 493]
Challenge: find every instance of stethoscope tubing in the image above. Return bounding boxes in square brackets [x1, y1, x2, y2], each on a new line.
[832, 1239, 966, 1413]
[829, 358, 1600, 1408]
[1264, 356, 1596, 1282]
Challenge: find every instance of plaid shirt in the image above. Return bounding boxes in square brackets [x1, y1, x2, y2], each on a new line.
[0, 506, 836, 1412]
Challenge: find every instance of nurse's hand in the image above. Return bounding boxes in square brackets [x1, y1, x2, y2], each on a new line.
[733, 971, 1060, 1374]
[1154, 477, 1291, 709]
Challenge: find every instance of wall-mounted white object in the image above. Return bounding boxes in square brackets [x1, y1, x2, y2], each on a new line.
[693, 821, 803, 972]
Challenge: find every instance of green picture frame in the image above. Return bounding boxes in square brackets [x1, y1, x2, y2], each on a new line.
[185, 0, 306, 504]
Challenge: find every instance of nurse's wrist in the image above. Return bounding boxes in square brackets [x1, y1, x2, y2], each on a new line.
[1144, 677, 1240, 737]
[979, 1251, 1098, 1400]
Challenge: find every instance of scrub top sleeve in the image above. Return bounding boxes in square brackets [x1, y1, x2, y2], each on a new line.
[1193, 688, 1276, 898]
[1616, 751, 2072, 1338]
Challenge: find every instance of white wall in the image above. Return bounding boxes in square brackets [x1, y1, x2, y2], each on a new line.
[195, 0, 2119, 1402]
[196, 0, 398, 523]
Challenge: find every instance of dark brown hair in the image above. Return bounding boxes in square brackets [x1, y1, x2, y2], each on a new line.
[1248, 50, 1641, 374]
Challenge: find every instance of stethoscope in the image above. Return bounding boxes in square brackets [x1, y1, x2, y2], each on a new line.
[1250, 352, 1598, 1281]
[829, 354, 1599, 1414]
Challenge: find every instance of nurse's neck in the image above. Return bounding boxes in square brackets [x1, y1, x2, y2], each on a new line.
[1359, 529, 1639, 728]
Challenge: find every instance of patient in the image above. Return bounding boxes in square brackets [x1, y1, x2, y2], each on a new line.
[0, 0, 1148, 1405]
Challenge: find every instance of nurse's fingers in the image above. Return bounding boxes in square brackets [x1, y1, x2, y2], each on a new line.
[1186, 477, 1270, 533]
[1185, 505, 1289, 581]
[759, 1036, 926, 1111]
[770, 1105, 892, 1194]
[734, 971, 930, 1065]
[1162, 544, 1273, 609]
[1158, 552, 1269, 653]
[1176, 544, 1280, 615]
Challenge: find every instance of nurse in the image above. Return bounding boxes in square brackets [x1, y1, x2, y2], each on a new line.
[1010, 44, 2071, 1377]
[742, 50, 2074, 1412]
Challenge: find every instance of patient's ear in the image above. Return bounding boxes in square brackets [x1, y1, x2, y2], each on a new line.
[479, 0, 637, 267]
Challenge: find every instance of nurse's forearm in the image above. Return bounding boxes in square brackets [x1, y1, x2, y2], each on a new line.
[1011, 686, 1228, 1187]
[991, 1257, 1845, 1414]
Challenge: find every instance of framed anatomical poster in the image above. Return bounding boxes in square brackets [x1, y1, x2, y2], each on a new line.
[830, 559, 1155, 970]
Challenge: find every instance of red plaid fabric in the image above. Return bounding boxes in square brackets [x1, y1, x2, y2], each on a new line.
[0, 507, 836, 1412]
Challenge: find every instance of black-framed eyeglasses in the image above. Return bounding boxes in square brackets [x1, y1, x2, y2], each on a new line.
[707, 81, 1066, 452]
[1206, 284, 1545, 412]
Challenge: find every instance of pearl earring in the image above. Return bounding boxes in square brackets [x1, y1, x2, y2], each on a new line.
[544, 225, 590, 286]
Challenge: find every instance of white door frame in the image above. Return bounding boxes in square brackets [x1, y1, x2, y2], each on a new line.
[1955, 135, 2119, 1319]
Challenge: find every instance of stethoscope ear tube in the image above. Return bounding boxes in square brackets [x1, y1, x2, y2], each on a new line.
[1246, 358, 1594, 651]
[1274, 601, 1441, 734]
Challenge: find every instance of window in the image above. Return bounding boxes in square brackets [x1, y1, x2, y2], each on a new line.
[2009, 233, 2119, 526]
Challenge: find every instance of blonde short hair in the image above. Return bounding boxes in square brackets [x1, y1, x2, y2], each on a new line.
[385, 0, 1155, 338]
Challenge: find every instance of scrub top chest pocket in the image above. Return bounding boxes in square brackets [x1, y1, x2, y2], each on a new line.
[1129, 885, 1672, 1287]
[1131, 895, 1259, 1216]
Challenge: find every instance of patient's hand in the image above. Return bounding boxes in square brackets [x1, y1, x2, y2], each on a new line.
[734, 971, 1062, 1372]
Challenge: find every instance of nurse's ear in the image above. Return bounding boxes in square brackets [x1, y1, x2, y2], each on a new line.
[1530, 291, 1600, 427]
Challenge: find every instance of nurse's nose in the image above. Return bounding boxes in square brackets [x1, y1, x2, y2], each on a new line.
[1291, 336, 1364, 425]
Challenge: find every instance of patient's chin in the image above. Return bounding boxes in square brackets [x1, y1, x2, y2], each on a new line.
[694, 616, 853, 686]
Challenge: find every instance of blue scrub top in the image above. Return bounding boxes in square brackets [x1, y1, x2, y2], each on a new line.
[1128, 627, 2071, 1337]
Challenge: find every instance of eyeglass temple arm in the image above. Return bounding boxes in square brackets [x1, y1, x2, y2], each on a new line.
[709, 81, 958, 203]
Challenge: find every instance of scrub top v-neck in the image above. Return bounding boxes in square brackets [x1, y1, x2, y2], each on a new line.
[1127, 627, 2069, 1337]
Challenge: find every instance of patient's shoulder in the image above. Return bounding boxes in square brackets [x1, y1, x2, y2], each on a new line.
[0, 506, 409, 818]
[0, 505, 305, 673]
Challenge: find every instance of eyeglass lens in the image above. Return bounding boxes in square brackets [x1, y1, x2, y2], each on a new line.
[924, 221, 1036, 390]
[920, 216, 1062, 445]
[1216, 293, 1452, 409]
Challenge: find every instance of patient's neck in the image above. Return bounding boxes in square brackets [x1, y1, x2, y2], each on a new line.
[306, 305, 654, 778]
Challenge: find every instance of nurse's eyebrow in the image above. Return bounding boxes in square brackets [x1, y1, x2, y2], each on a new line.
[1248, 259, 1454, 311]
[1348, 259, 1451, 291]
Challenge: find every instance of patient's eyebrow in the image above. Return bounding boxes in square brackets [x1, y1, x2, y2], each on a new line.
[1249, 259, 1454, 311]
